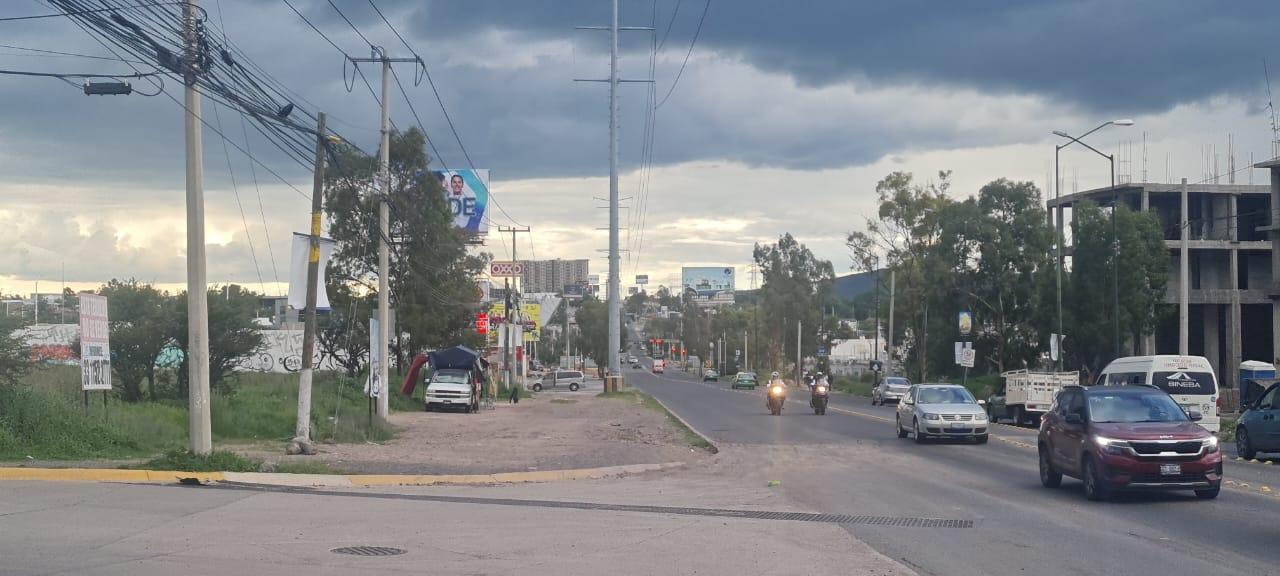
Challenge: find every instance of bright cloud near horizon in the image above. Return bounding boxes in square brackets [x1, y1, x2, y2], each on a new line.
[3, 1, 1280, 297]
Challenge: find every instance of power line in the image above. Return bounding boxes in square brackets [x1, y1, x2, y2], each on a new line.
[324, 0, 374, 48]
[212, 101, 267, 294]
[0, 2, 194, 22]
[0, 42, 146, 63]
[657, 0, 710, 109]
[365, 0, 527, 228]
[0, 66, 158, 79]
[657, 0, 683, 51]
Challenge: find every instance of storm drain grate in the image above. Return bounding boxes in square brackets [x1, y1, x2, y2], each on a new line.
[331, 546, 407, 557]
[210, 484, 972, 529]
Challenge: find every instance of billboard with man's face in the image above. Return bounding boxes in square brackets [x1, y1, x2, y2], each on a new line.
[681, 267, 735, 306]
[433, 169, 490, 235]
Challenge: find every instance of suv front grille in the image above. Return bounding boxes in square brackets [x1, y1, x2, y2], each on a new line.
[1129, 441, 1202, 455]
[1129, 472, 1208, 484]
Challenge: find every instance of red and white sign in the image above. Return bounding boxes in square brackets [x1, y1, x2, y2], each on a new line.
[476, 312, 490, 335]
[79, 293, 111, 391]
[490, 261, 524, 277]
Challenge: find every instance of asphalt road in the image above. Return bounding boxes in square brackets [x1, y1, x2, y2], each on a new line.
[625, 352, 1280, 576]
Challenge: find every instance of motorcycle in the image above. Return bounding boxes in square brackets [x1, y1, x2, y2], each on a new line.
[766, 380, 787, 415]
[810, 379, 829, 415]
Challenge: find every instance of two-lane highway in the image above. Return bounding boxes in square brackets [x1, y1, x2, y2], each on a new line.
[626, 358, 1280, 576]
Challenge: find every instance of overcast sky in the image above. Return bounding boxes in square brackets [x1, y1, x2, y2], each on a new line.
[4, 0, 1280, 297]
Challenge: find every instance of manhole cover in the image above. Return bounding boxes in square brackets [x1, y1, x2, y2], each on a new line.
[331, 546, 407, 557]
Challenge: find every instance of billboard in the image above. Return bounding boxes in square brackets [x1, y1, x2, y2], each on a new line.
[79, 294, 111, 391]
[681, 266, 735, 306]
[635, 274, 649, 285]
[564, 284, 585, 298]
[433, 169, 490, 235]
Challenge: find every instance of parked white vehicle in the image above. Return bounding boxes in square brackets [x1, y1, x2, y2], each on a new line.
[988, 370, 1078, 426]
[1097, 355, 1220, 433]
[425, 368, 480, 412]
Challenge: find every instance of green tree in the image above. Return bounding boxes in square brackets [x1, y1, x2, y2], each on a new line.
[847, 171, 955, 381]
[964, 179, 1054, 373]
[317, 281, 374, 378]
[324, 127, 487, 367]
[1067, 201, 1168, 372]
[171, 285, 265, 395]
[574, 295, 615, 371]
[753, 233, 836, 375]
[0, 313, 31, 386]
[97, 279, 175, 402]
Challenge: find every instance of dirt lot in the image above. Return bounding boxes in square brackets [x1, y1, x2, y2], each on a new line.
[239, 391, 712, 475]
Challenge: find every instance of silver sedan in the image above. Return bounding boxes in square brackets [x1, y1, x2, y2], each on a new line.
[895, 384, 989, 444]
[872, 376, 911, 405]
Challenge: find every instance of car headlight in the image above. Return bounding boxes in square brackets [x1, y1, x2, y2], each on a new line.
[924, 413, 941, 421]
[1204, 436, 1220, 453]
[974, 412, 988, 421]
[1092, 435, 1130, 455]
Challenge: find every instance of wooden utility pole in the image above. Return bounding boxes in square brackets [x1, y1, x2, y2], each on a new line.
[292, 112, 328, 454]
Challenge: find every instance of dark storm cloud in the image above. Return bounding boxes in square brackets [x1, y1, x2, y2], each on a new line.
[402, 0, 1280, 115]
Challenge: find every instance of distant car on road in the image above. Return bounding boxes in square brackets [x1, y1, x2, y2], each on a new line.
[1038, 385, 1222, 501]
[895, 384, 989, 444]
[703, 369, 719, 382]
[872, 376, 911, 406]
[531, 370, 586, 392]
[652, 359, 665, 374]
[731, 372, 758, 390]
[1231, 381, 1279, 460]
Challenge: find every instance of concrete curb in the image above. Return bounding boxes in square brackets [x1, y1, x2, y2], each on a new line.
[0, 461, 687, 488]
[0, 467, 224, 484]
[642, 391, 721, 455]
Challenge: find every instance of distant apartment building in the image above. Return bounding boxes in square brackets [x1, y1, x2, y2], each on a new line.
[521, 259, 589, 294]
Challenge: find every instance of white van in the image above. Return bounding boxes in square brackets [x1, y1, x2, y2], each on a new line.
[1097, 355, 1220, 432]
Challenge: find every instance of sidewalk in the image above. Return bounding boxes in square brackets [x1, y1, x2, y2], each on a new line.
[0, 463, 917, 576]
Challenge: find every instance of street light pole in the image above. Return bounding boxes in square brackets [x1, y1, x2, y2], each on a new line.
[1051, 119, 1134, 366]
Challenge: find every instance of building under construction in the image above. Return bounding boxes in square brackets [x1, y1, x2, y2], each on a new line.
[1048, 181, 1273, 388]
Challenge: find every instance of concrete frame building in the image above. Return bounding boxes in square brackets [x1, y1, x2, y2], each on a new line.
[521, 259, 589, 294]
[1048, 181, 1274, 388]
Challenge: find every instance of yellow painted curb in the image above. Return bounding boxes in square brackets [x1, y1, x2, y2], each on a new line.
[0, 467, 223, 484]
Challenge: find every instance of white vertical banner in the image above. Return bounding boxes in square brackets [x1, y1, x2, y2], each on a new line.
[288, 233, 336, 310]
[365, 317, 381, 398]
[1050, 333, 1061, 361]
[79, 293, 111, 391]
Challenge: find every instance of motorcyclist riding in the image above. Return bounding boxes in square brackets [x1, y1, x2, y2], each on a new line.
[766, 371, 787, 415]
[809, 371, 830, 415]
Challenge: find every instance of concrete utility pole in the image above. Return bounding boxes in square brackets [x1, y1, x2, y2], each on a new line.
[347, 49, 418, 418]
[498, 226, 530, 393]
[293, 112, 328, 453]
[1180, 178, 1190, 355]
[184, 0, 212, 455]
[575, 1, 653, 390]
[796, 320, 802, 386]
[887, 269, 896, 378]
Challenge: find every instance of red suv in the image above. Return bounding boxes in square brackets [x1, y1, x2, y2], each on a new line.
[1038, 385, 1222, 501]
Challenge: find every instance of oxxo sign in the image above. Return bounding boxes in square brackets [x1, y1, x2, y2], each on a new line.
[490, 261, 524, 277]
[79, 294, 111, 391]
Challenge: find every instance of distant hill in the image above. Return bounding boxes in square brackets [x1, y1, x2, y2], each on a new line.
[832, 270, 880, 301]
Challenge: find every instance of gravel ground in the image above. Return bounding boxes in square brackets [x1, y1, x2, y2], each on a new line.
[239, 390, 712, 474]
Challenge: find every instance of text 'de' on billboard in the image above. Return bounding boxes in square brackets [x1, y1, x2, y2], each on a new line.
[433, 169, 490, 235]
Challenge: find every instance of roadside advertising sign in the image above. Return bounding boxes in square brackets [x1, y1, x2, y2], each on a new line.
[433, 169, 490, 235]
[490, 261, 524, 277]
[476, 312, 489, 335]
[79, 293, 110, 391]
[520, 303, 542, 328]
[958, 310, 973, 337]
[635, 274, 649, 285]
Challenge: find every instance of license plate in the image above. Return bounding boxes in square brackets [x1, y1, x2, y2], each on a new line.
[442, 399, 451, 404]
[1160, 464, 1181, 476]
[950, 422, 966, 430]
